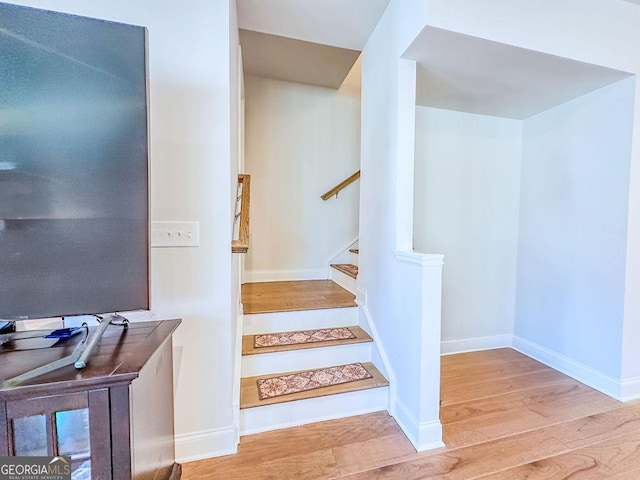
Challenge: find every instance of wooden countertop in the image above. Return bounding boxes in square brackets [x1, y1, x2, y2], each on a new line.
[0, 319, 181, 400]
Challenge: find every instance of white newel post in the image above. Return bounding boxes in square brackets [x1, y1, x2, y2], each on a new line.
[394, 250, 445, 451]
[417, 253, 444, 450]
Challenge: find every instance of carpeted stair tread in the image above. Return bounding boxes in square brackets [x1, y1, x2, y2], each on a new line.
[256, 363, 372, 400]
[330, 263, 358, 279]
[242, 326, 372, 356]
[240, 362, 388, 409]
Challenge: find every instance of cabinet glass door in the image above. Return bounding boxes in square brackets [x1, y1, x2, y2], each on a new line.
[8, 392, 93, 480]
[11, 408, 91, 479]
[56, 409, 91, 479]
[12, 414, 48, 456]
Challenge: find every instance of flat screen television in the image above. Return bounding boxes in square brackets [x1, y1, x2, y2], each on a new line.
[0, 3, 149, 320]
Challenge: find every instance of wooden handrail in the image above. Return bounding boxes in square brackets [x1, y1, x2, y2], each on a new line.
[232, 174, 251, 253]
[321, 170, 360, 200]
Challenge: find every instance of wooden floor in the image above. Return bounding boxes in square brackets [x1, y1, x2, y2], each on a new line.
[182, 348, 640, 479]
[241, 280, 356, 314]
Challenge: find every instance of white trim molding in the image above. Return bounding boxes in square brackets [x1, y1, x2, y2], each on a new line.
[513, 336, 624, 400]
[356, 286, 368, 307]
[360, 295, 444, 451]
[385, 249, 445, 452]
[620, 376, 640, 402]
[359, 302, 396, 402]
[392, 398, 445, 452]
[175, 425, 237, 463]
[441, 334, 513, 355]
[244, 268, 327, 283]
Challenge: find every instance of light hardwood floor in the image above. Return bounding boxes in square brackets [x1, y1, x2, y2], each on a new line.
[241, 280, 356, 314]
[182, 348, 640, 479]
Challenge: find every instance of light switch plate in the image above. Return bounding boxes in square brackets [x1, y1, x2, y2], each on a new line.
[151, 221, 200, 247]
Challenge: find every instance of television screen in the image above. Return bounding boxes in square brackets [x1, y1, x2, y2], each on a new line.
[0, 3, 149, 319]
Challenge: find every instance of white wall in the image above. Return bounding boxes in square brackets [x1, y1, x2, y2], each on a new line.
[414, 107, 522, 352]
[516, 79, 634, 380]
[243, 75, 360, 281]
[359, 1, 640, 455]
[359, 0, 446, 450]
[6, 0, 240, 460]
[422, 0, 640, 392]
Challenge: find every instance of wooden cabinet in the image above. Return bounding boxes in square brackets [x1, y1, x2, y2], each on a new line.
[0, 319, 181, 480]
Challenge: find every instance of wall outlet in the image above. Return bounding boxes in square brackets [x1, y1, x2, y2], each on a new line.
[151, 221, 200, 247]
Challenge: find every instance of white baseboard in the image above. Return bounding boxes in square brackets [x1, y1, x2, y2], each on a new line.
[244, 268, 327, 283]
[440, 335, 640, 402]
[512, 336, 623, 400]
[392, 397, 444, 452]
[361, 301, 443, 452]
[441, 334, 513, 355]
[358, 302, 394, 400]
[620, 376, 640, 402]
[356, 287, 368, 307]
[240, 386, 389, 436]
[174, 425, 237, 463]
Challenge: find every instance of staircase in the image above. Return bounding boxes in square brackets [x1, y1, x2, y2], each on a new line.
[329, 247, 359, 294]
[239, 277, 389, 436]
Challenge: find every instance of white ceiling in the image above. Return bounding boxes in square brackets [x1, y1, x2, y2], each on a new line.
[237, 0, 391, 50]
[240, 29, 360, 89]
[405, 27, 633, 119]
[237, 3, 633, 115]
[237, 0, 390, 88]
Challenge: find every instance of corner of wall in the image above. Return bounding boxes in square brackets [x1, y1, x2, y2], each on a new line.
[391, 396, 444, 452]
[512, 335, 624, 400]
[441, 334, 513, 355]
[358, 282, 444, 452]
[620, 376, 640, 402]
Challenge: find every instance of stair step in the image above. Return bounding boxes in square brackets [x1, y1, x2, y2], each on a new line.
[243, 306, 359, 335]
[242, 280, 356, 315]
[329, 265, 357, 295]
[238, 270, 385, 437]
[242, 326, 371, 355]
[349, 248, 359, 268]
[240, 362, 388, 409]
[239, 383, 389, 436]
[330, 263, 358, 279]
[241, 326, 373, 377]
[242, 340, 373, 377]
